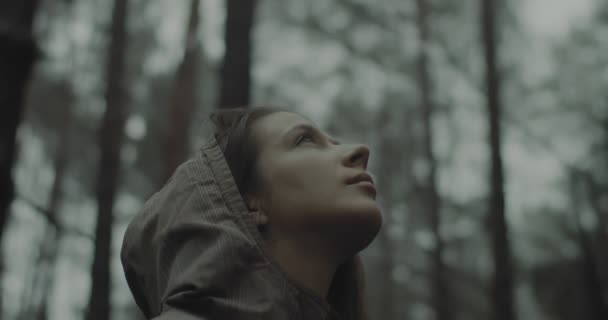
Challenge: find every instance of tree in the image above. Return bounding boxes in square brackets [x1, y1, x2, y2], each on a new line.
[218, 0, 257, 108]
[162, 0, 202, 183]
[415, 0, 448, 319]
[480, 0, 516, 319]
[0, 0, 41, 263]
[0, 1, 41, 318]
[86, 0, 130, 319]
[569, 172, 608, 320]
[16, 79, 75, 320]
[371, 105, 398, 320]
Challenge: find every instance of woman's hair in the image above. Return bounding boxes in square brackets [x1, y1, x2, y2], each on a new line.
[209, 106, 285, 196]
[208, 106, 371, 320]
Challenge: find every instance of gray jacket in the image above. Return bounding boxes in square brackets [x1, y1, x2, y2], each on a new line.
[120, 135, 341, 319]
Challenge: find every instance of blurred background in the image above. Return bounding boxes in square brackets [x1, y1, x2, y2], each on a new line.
[1, 0, 607, 319]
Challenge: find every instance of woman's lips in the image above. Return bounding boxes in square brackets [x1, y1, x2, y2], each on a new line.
[351, 180, 377, 197]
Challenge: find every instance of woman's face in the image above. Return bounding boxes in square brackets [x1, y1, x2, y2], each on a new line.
[249, 111, 382, 255]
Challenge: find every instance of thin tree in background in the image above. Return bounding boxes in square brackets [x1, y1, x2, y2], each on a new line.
[374, 106, 397, 320]
[569, 172, 608, 320]
[0, 2, 41, 318]
[16, 81, 75, 320]
[0, 0, 41, 273]
[162, 0, 202, 183]
[480, 0, 516, 319]
[415, 0, 448, 319]
[218, 0, 256, 108]
[17, 8, 83, 319]
[32, 105, 72, 320]
[86, 0, 130, 319]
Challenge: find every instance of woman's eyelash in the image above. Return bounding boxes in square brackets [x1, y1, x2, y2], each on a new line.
[295, 132, 315, 145]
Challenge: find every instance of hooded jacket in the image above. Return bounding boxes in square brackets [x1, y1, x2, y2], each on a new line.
[120, 134, 342, 320]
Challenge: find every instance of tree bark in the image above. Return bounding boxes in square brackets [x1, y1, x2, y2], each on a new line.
[415, 0, 449, 319]
[570, 172, 608, 320]
[15, 81, 74, 320]
[0, 0, 41, 269]
[162, 0, 201, 184]
[480, 0, 516, 320]
[374, 106, 396, 320]
[86, 0, 129, 319]
[0, 2, 41, 318]
[218, 0, 256, 108]
[34, 82, 74, 320]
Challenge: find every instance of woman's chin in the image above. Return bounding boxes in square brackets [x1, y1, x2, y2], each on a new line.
[361, 206, 383, 238]
[350, 198, 382, 221]
[339, 205, 383, 252]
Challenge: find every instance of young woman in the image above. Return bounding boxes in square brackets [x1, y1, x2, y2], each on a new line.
[121, 106, 383, 320]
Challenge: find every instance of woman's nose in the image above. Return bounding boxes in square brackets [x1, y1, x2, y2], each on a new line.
[344, 144, 370, 169]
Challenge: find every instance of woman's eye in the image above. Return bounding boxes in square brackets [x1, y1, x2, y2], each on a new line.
[296, 133, 314, 145]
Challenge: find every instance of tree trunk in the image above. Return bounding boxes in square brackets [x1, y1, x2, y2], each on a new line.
[218, 0, 256, 108]
[86, 0, 129, 319]
[162, 0, 201, 184]
[0, 0, 41, 282]
[0, 2, 41, 318]
[374, 106, 396, 320]
[480, 0, 516, 320]
[34, 82, 75, 320]
[15, 81, 74, 320]
[570, 173, 608, 320]
[415, 0, 448, 319]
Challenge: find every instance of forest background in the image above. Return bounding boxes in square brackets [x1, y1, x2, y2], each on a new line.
[1, 0, 606, 319]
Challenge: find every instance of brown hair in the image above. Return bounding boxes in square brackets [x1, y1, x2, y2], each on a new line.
[209, 106, 370, 320]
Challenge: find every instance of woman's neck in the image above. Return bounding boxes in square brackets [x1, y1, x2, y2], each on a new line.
[266, 234, 340, 301]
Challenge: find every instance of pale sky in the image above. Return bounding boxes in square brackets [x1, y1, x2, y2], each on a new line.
[519, 0, 596, 40]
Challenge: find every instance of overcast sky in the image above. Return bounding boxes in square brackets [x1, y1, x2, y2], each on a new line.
[519, 0, 596, 40]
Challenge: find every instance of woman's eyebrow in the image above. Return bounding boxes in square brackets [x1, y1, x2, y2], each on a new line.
[283, 123, 341, 145]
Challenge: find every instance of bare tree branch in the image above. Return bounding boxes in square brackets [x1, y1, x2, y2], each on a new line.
[16, 194, 93, 240]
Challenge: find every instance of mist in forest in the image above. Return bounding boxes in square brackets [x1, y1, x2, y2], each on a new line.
[1, 0, 606, 319]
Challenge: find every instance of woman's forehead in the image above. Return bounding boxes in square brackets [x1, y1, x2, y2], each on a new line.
[252, 112, 314, 145]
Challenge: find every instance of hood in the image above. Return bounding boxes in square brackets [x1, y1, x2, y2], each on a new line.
[120, 134, 340, 320]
